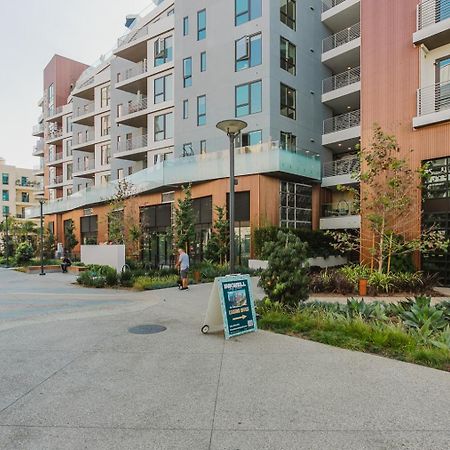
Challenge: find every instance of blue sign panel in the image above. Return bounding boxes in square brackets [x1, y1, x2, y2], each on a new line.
[218, 274, 257, 339]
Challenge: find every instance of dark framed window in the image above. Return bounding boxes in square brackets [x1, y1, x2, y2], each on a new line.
[197, 95, 206, 126]
[183, 16, 189, 36]
[197, 9, 206, 40]
[235, 80, 262, 117]
[183, 143, 194, 157]
[235, 0, 262, 26]
[235, 33, 262, 71]
[280, 83, 296, 120]
[200, 140, 207, 154]
[280, 181, 312, 229]
[183, 57, 192, 87]
[242, 130, 262, 146]
[154, 74, 173, 104]
[154, 36, 173, 67]
[280, 37, 296, 75]
[280, 0, 296, 30]
[154, 112, 174, 141]
[200, 51, 207, 72]
[280, 131, 297, 150]
[183, 99, 189, 119]
[80, 216, 98, 245]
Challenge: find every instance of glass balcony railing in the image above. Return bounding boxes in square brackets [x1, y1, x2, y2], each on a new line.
[321, 200, 359, 218]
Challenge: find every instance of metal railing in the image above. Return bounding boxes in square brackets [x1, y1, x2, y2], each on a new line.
[15, 180, 39, 188]
[48, 105, 63, 117]
[321, 200, 359, 217]
[323, 156, 360, 177]
[75, 76, 95, 91]
[118, 134, 148, 152]
[47, 129, 63, 141]
[32, 124, 45, 135]
[127, 96, 148, 114]
[417, 0, 450, 30]
[120, 60, 148, 82]
[323, 109, 361, 134]
[74, 158, 95, 173]
[322, 22, 361, 52]
[322, 0, 351, 13]
[48, 152, 64, 163]
[74, 102, 95, 118]
[417, 80, 450, 116]
[73, 130, 95, 146]
[49, 175, 64, 186]
[323, 67, 361, 94]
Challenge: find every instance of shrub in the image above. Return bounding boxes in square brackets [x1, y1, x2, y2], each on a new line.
[400, 296, 447, 332]
[259, 230, 309, 308]
[119, 269, 134, 287]
[77, 271, 106, 288]
[102, 266, 118, 287]
[133, 275, 179, 291]
[15, 242, 34, 264]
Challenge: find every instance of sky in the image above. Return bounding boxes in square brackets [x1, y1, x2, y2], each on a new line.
[0, 0, 152, 169]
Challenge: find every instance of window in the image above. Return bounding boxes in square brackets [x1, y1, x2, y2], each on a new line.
[21, 192, 29, 203]
[154, 74, 173, 103]
[280, 0, 296, 30]
[154, 36, 173, 67]
[235, 33, 262, 71]
[183, 99, 189, 119]
[183, 16, 189, 36]
[100, 144, 111, 165]
[117, 168, 124, 180]
[423, 157, 450, 199]
[80, 216, 98, 245]
[242, 130, 262, 146]
[183, 143, 194, 157]
[183, 57, 192, 87]
[197, 9, 206, 40]
[235, 80, 262, 117]
[200, 52, 207, 72]
[21, 176, 28, 186]
[2, 206, 10, 216]
[280, 131, 297, 150]
[280, 37, 296, 75]
[66, 115, 72, 133]
[2, 173, 9, 185]
[117, 104, 123, 118]
[235, 0, 262, 26]
[65, 139, 72, 157]
[2, 190, 8, 201]
[67, 164, 73, 181]
[280, 181, 312, 229]
[200, 140, 207, 154]
[280, 83, 296, 119]
[154, 112, 174, 141]
[48, 83, 55, 115]
[100, 85, 110, 108]
[101, 115, 110, 136]
[197, 95, 206, 126]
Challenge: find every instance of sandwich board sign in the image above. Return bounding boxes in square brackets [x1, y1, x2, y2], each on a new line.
[201, 274, 257, 339]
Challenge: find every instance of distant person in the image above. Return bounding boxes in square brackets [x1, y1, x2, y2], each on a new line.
[176, 248, 190, 290]
[61, 255, 72, 273]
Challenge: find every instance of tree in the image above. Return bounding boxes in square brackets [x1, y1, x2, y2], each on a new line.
[173, 184, 196, 253]
[327, 125, 449, 273]
[65, 220, 78, 256]
[259, 230, 309, 308]
[205, 205, 229, 264]
[43, 228, 56, 260]
[15, 242, 34, 264]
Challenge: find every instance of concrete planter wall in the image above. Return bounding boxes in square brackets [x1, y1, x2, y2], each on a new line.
[249, 256, 347, 271]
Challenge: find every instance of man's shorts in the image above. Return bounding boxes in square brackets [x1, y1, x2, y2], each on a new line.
[180, 269, 188, 279]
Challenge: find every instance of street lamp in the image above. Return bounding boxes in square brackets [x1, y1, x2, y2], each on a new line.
[38, 198, 46, 276]
[216, 119, 248, 274]
[4, 212, 9, 268]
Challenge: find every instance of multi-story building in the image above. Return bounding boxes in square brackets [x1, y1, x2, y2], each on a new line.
[0, 158, 41, 222]
[29, 0, 450, 283]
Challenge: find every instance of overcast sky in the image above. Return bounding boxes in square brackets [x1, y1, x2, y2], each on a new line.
[0, 0, 152, 169]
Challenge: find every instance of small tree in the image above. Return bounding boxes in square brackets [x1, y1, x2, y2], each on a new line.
[205, 205, 229, 264]
[43, 229, 56, 260]
[173, 184, 196, 253]
[65, 220, 78, 256]
[259, 230, 309, 308]
[15, 242, 34, 264]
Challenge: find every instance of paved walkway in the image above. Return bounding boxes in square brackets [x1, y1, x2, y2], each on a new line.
[0, 269, 449, 449]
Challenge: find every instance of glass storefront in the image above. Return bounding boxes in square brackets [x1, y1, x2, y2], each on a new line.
[280, 181, 312, 229]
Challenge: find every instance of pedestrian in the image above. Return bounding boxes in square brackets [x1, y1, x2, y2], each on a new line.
[175, 247, 190, 290]
[61, 255, 72, 273]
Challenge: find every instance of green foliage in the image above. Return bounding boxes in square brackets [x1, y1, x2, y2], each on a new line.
[204, 205, 229, 264]
[43, 229, 56, 259]
[259, 231, 309, 307]
[119, 269, 134, 287]
[77, 265, 117, 288]
[173, 184, 196, 253]
[400, 296, 447, 332]
[15, 242, 34, 263]
[133, 275, 179, 291]
[64, 220, 78, 255]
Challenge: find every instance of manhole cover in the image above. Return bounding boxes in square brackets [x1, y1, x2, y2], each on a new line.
[128, 324, 167, 335]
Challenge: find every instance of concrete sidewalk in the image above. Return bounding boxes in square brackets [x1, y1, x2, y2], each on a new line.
[0, 269, 449, 449]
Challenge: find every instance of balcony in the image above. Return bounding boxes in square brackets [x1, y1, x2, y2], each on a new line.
[72, 76, 95, 100]
[73, 159, 96, 178]
[116, 60, 148, 94]
[414, 0, 450, 50]
[33, 163, 44, 177]
[45, 106, 64, 123]
[47, 152, 64, 167]
[115, 134, 148, 160]
[32, 124, 45, 137]
[48, 175, 64, 187]
[322, 22, 361, 72]
[73, 102, 95, 126]
[46, 128, 64, 145]
[15, 180, 40, 189]
[323, 109, 361, 150]
[115, 25, 150, 63]
[320, 201, 361, 230]
[322, 155, 360, 187]
[32, 140, 45, 157]
[72, 129, 96, 152]
[16, 195, 31, 205]
[414, 80, 450, 127]
[28, 142, 322, 217]
[116, 96, 148, 128]
[322, 67, 361, 113]
[322, 0, 360, 32]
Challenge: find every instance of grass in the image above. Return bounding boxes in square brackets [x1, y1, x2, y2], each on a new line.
[258, 309, 450, 372]
[133, 275, 179, 291]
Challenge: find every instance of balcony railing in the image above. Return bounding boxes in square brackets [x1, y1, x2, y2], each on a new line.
[321, 200, 359, 218]
[75, 159, 95, 172]
[47, 129, 63, 141]
[49, 175, 64, 185]
[323, 67, 361, 94]
[73, 130, 95, 146]
[323, 109, 361, 134]
[322, 22, 361, 52]
[417, 0, 450, 30]
[33, 140, 44, 155]
[15, 180, 39, 188]
[32, 124, 45, 135]
[74, 102, 95, 118]
[47, 105, 63, 117]
[126, 96, 148, 115]
[323, 156, 360, 178]
[75, 76, 95, 91]
[48, 152, 64, 163]
[322, 0, 349, 13]
[417, 80, 450, 116]
[117, 25, 149, 47]
[119, 60, 148, 83]
[118, 134, 148, 153]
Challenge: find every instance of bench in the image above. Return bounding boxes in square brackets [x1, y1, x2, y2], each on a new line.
[23, 265, 87, 274]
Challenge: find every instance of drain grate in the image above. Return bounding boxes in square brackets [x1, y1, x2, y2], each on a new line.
[128, 324, 167, 335]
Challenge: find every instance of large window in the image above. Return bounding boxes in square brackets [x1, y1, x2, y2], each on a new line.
[242, 130, 262, 146]
[280, 0, 296, 30]
[100, 144, 111, 166]
[280, 181, 312, 229]
[235, 33, 262, 71]
[183, 57, 192, 88]
[235, 80, 262, 117]
[423, 157, 450, 199]
[154, 112, 174, 141]
[154, 36, 173, 66]
[280, 131, 297, 150]
[100, 115, 110, 136]
[197, 95, 206, 126]
[280, 83, 296, 119]
[2, 206, 10, 216]
[197, 9, 206, 40]
[154, 74, 173, 103]
[80, 216, 98, 245]
[100, 85, 110, 108]
[280, 37, 296, 75]
[2, 173, 9, 185]
[235, 0, 262, 26]
[2, 190, 9, 201]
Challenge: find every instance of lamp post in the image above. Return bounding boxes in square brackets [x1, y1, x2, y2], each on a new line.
[38, 198, 46, 276]
[4, 212, 9, 268]
[216, 119, 248, 274]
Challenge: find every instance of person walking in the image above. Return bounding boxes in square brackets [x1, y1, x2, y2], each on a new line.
[176, 248, 190, 290]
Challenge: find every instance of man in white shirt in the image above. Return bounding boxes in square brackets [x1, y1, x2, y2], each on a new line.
[176, 247, 190, 290]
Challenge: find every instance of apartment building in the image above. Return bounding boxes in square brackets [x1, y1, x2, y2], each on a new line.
[0, 158, 41, 221]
